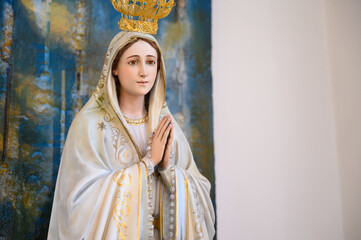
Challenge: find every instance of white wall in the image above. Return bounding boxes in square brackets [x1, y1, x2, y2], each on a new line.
[212, 0, 354, 239]
[325, 1, 361, 240]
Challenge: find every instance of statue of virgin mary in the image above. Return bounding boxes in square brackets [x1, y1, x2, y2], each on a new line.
[47, 26, 215, 240]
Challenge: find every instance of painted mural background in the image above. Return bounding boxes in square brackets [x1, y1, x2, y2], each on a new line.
[0, 0, 214, 238]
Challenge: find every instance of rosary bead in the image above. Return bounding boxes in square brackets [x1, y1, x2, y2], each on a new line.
[195, 223, 201, 233]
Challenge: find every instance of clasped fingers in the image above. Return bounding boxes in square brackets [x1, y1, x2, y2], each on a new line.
[155, 115, 172, 140]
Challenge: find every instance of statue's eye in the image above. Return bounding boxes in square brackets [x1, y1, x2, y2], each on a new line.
[128, 60, 138, 65]
[147, 60, 156, 65]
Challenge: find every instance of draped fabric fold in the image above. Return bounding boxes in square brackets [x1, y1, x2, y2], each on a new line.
[48, 31, 215, 240]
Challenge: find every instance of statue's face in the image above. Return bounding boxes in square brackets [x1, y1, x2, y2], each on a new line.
[113, 40, 158, 98]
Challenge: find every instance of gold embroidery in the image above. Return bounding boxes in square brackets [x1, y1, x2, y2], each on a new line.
[120, 204, 130, 216]
[97, 122, 106, 131]
[137, 163, 141, 240]
[112, 169, 133, 239]
[174, 170, 178, 240]
[111, 127, 134, 165]
[113, 170, 132, 187]
[113, 190, 133, 239]
[185, 175, 189, 240]
[94, 97, 114, 123]
[188, 177, 205, 239]
[160, 178, 164, 240]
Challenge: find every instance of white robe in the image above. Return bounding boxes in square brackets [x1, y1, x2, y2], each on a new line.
[47, 31, 215, 240]
[123, 118, 162, 239]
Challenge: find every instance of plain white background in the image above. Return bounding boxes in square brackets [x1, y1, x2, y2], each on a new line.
[212, 0, 361, 239]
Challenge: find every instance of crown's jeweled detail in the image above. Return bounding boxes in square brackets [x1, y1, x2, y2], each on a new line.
[110, 0, 176, 34]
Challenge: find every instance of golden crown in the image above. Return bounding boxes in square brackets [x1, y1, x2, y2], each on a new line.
[110, 0, 176, 35]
